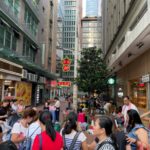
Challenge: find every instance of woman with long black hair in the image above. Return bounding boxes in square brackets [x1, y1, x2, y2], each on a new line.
[32, 111, 63, 150]
[62, 112, 88, 150]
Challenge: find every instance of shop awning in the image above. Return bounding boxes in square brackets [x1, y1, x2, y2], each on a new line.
[0, 48, 56, 79]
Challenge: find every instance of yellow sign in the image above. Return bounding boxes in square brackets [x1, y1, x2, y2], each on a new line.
[16, 82, 32, 105]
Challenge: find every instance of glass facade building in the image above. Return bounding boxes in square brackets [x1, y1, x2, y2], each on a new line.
[62, 0, 78, 81]
[86, 0, 98, 17]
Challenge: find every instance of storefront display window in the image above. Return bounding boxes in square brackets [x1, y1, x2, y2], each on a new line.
[4, 80, 16, 99]
[130, 79, 147, 108]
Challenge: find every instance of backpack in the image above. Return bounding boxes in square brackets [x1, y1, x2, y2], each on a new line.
[0, 140, 17, 150]
[18, 126, 40, 150]
[63, 132, 81, 150]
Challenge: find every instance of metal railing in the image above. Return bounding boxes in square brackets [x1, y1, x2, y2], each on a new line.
[0, 1, 19, 24]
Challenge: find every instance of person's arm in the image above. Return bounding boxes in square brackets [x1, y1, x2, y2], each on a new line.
[11, 133, 25, 143]
[81, 140, 88, 150]
[11, 123, 25, 144]
[88, 141, 96, 150]
[126, 128, 149, 149]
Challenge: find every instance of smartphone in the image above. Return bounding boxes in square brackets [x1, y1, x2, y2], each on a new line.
[114, 119, 118, 128]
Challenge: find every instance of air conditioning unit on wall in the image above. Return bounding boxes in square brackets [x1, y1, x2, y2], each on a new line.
[22, 69, 28, 79]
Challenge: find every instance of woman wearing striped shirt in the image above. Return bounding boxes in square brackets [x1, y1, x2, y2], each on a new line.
[93, 116, 117, 150]
[62, 112, 88, 150]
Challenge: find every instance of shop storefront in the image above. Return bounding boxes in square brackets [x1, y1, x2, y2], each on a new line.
[129, 79, 147, 109]
[116, 49, 150, 110]
[0, 58, 23, 101]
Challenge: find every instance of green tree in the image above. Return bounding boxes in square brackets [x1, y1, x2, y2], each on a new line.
[76, 47, 108, 94]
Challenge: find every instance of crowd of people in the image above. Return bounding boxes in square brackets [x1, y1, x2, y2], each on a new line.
[0, 95, 149, 150]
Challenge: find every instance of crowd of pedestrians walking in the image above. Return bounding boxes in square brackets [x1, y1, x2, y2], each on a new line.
[0, 95, 149, 150]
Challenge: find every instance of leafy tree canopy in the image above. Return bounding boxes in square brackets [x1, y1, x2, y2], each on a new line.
[76, 47, 108, 94]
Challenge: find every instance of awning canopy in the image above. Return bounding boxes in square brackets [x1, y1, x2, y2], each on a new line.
[0, 48, 56, 79]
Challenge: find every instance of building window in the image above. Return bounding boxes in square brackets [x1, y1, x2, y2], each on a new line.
[24, 5, 38, 37]
[23, 38, 36, 62]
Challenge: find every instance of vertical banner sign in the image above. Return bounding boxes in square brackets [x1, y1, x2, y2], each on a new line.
[62, 57, 71, 72]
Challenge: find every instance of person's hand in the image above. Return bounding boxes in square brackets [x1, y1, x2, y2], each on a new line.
[126, 136, 137, 144]
[0, 120, 4, 124]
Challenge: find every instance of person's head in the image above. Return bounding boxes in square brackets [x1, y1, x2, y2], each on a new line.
[19, 100, 23, 105]
[63, 112, 77, 134]
[39, 111, 56, 141]
[127, 109, 142, 131]
[22, 109, 36, 124]
[123, 96, 130, 106]
[54, 97, 59, 101]
[116, 106, 122, 113]
[2, 100, 9, 107]
[93, 116, 113, 138]
[44, 102, 48, 107]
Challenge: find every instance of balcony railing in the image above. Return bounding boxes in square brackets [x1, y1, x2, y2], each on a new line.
[25, 0, 39, 20]
[0, 1, 19, 24]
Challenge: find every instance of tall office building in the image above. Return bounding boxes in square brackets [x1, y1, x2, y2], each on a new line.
[102, 0, 150, 110]
[81, 17, 102, 49]
[62, 0, 80, 81]
[86, 0, 98, 17]
[0, 0, 57, 104]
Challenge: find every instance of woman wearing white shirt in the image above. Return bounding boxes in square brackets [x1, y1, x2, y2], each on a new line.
[11, 109, 36, 148]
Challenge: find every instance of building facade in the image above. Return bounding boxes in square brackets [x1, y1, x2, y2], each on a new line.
[102, 0, 150, 110]
[81, 17, 102, 49]
[0, 0, 57, 105]
[62, 0, 80, 81]
[86, 0, 98, 17]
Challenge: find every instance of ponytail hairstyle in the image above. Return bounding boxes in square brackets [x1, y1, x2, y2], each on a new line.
[39, 111, 56, 141]
[63, 112, 77, 135]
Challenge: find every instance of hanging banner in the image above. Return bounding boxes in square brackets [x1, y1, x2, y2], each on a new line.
[16, 82, 32, 105]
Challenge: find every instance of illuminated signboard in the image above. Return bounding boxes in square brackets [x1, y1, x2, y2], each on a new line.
[57, 81, 71, 87]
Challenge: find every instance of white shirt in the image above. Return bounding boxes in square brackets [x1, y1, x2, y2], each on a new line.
[122, 103, 138, 124]
[55, 100, 60, 108]
[28, 121, 41, 149]
[63, 130, 86, 150]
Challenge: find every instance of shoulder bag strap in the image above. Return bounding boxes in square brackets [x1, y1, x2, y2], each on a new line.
[38, 134, 42, 150]
[63, 134, 68, 150]
[97, 141, 115, 150]
[69, 132, 81, 150]
[29, 126, 40, 137]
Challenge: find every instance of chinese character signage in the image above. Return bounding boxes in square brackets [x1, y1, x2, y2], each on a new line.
[62, 57, 71, 72]
[57, 81, 71, 87]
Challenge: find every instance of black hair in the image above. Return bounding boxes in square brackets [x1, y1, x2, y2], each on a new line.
[0, 141, 17, 150]
[63, 112, 77, 135]
[39, 111, 56, 141]
[54, 97, 59, 100]
[98, 116, 118, 149]
[127, 109, 142, 132]
[98, 115, 113, 136]
[123, 96, 130, 100]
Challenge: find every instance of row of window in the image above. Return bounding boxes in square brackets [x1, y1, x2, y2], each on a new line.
[64, 21, 76, 26]
[63, 43, 75, 49]
[24, 6, 38, 37]
[0, 23, 36, 62]
[4, 0, 20, 18]
[64, 1, 76, 6]
[65, 16, 76, 20]
[63, 38, 75, 43]
[0, 24, 17, 51]
[63, 32, 75, 37]
[82, 22, 98, 27]
[82, 27, 98, 32]
[63, 27, 76, 31]
[65, 10, 76, 15]
[23, 38, 36, 62]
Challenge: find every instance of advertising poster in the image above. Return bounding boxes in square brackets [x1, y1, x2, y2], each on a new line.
[16, 82, 32, 105]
